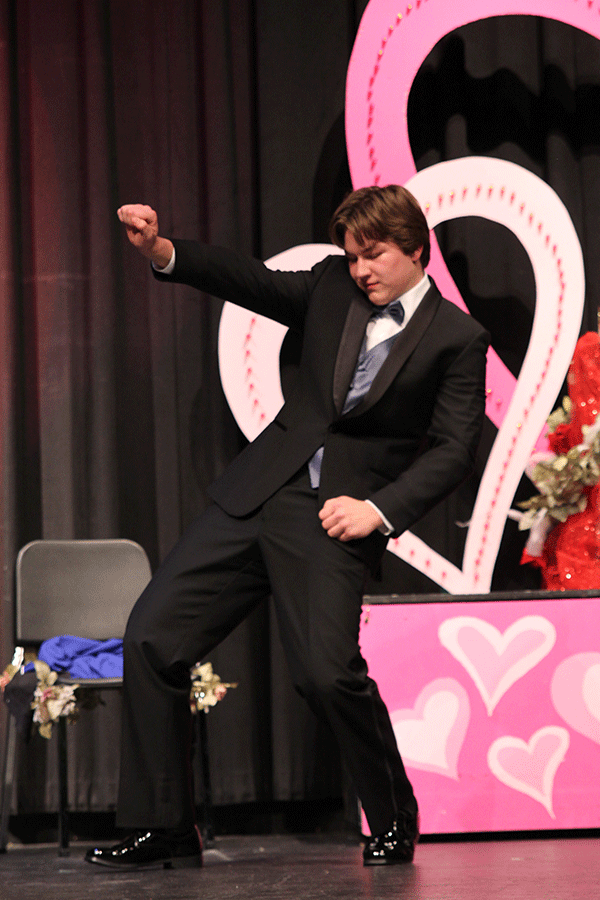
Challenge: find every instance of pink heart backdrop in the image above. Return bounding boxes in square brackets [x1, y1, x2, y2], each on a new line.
[360, 598, 600, 834]
[215, 0, 600, 836]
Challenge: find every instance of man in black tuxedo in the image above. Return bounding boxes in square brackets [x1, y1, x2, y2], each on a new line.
[86, 186, 489, 870]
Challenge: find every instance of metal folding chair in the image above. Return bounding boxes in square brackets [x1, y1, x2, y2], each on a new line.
[0, 539, 152, 855]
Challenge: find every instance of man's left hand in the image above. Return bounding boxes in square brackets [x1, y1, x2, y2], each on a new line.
[319, 496, 383, 541]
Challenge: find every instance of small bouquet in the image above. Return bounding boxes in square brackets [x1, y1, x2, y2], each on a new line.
[31, 661, 79, 739]
[190, 662, 237, 713]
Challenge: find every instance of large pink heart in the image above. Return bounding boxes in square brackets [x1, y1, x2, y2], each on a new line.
[439, 615, 556, 715]
[487, 727, 570, 817]
[390, 678, 470, 780]
[345, 0, 589, 593]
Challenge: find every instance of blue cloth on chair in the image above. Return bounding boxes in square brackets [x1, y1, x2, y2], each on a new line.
[36, 635, 123, 678]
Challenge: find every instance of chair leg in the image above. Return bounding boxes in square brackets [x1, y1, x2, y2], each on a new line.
[197, 712, 214, 844]
[57, 716, 69, 856]
[0, 711, 17, 852]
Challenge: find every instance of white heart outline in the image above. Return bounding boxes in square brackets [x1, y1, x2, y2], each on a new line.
[439, 615, 556, 715]
[218, 157, 584, 594]
[390, 158, 584, 592]
[218, 244, 344, 442]
[487, 726, 570, 818]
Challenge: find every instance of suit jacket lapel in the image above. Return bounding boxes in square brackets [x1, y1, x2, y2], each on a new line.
[342, 281, 442, 419]
[332, 289, 373, 414]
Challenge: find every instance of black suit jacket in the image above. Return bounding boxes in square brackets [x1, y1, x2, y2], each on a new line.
[156, 239, 489, 563]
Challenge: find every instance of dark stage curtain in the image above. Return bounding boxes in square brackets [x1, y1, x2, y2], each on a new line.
[0, 1, 598, 817]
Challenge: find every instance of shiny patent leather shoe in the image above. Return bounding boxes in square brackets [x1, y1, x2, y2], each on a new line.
[85, 826, 203, 870]
[363, 807, 419, 866]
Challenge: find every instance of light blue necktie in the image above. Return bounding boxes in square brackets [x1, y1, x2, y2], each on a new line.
[308, 300, 404, 488]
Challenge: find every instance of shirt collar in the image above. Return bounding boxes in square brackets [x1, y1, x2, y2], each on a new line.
[397, 273, 430, 321]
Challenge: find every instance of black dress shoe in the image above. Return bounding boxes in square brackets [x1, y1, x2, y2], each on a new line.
[85, 826, 203, 870]
[363, 807, 419, 866]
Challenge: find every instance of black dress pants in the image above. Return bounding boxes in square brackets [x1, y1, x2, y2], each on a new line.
[116, 468, 414, 836]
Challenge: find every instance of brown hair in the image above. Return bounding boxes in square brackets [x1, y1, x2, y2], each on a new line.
[329, 184, 430, 268]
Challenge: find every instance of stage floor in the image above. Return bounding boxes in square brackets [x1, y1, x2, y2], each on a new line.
[2, 833, 599, 900]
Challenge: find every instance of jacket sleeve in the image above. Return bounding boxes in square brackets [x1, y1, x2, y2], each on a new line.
[153, 238, 332, 334]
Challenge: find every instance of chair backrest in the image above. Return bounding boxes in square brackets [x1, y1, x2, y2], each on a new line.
[15, 539, 152, 644]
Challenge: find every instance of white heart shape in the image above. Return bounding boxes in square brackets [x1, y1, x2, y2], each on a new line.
[551, 652, 600, 745]
[439, 615, 556, 715]
[487, 726, 570, 818]
[390, 678, 470, 779]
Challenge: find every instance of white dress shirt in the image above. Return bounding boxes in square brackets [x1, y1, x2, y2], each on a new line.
[363, 274, 430, 533]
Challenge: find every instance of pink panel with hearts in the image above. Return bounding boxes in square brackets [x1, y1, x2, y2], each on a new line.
[360, 597, 600, 834]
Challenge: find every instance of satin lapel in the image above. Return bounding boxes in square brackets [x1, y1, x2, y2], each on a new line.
[343, 282, 442, 419]
[332, 290, 373, 414]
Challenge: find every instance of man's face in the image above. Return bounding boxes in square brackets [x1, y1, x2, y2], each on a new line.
[343, 232, 424, 307]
